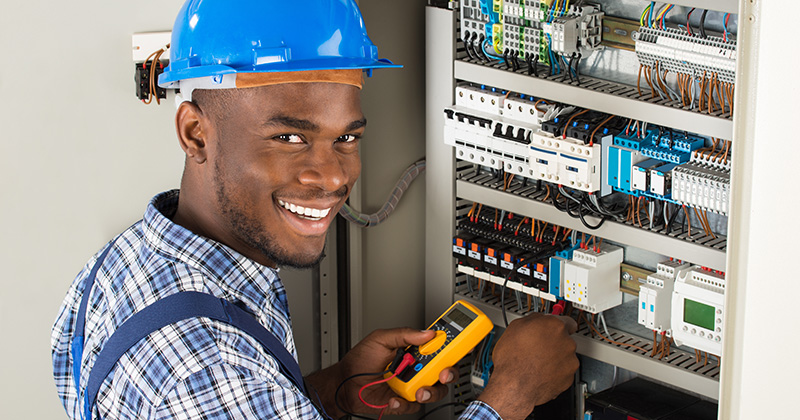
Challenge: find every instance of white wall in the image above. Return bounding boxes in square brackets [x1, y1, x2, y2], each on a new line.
[1, 1, 190, 417]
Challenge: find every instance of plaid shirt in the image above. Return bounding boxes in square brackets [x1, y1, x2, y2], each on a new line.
[51, 190, 499, 420]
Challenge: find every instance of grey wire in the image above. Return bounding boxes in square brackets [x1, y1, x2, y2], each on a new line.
[598, 312, 611, 339]
[339, 159, 426, 227]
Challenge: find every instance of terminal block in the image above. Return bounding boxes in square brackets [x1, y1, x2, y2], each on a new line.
[635, 26, 737, 84]
[134, 62, 167, 101]
[564, 244, 624, 313]
[672, 163, 731, 215]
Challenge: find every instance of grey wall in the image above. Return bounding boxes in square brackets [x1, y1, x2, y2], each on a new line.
[0, 1, 184, 417]
[356, 1, 429, 336]
[0, 0, 319, 416]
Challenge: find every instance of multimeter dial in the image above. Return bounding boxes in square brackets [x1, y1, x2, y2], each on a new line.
[398, 322, 457, 382]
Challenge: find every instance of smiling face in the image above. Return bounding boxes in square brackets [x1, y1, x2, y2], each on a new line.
[174, 82, 364, 268]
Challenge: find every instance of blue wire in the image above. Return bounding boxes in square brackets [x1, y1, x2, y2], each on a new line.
[482, 39, 505, 61]
[648, 1, 655, 28]
[562, 56, 576, 77]
[723, 13, 730, 40]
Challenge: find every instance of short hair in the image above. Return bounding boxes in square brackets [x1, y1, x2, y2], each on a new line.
[191, 88, 239, 123]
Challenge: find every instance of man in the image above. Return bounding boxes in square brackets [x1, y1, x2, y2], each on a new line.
[51, 1, 579, 419]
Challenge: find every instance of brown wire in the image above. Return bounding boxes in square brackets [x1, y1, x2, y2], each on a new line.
[683, 205, 692, 238]
[644, 66, 655, 98]
[637, 64, 644, 97]
[589, 115, 615, 146]
[562, 109, 589, 139]
[584, 313, 649, 354]
[652, 330, 658, 357]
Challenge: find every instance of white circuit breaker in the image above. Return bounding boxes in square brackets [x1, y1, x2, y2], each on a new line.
[638, 260, 691, 333]
[564, 244, 624, 313]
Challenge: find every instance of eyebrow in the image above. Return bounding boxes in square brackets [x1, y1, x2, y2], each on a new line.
[262, 115, 367, 133]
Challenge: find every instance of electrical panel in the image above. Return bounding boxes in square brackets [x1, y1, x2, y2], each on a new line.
[427, 1, 739, 418]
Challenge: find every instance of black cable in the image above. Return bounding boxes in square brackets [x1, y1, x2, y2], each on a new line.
[699, 10, 708, 38]
[578, 199, 607, 230]
[462, 32, 474, 60]
[574, 53, 582, 85]
[532, 54, 540, 77]
[526, 53, 534, 76]
[501, 244, 565, 327]
[417, 402, 469, 420]
[687, 8, 696, 36]
[503, 49, 511, 69]
[334, 369, 392, 420]
[666, 203, 681, 234]
[562, 54, 572, 83]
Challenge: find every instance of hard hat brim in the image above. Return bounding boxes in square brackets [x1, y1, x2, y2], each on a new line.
[159, 58, 401, 89]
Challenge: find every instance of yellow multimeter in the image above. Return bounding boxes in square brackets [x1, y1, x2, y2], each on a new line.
[386, 300, 493, 401]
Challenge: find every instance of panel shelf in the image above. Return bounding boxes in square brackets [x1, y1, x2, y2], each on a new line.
[455, 60, 733, 140]
[454, 291, 720, 401]
[456, 179, 727, 271]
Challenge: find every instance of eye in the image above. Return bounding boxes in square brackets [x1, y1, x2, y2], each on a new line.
[274, 134, 304, 144]
[337, 134, 361, 143]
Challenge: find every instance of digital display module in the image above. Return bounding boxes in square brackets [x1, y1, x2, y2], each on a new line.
[683, 299, 715, 331]
[444, 305, 475, 330]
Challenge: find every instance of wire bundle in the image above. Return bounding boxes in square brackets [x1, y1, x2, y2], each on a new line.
[340, 159, 426, 227]
[141, 44, 170, 105]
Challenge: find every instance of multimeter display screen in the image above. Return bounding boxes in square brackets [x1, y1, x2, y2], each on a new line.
[444, 306, 475, 330]
[684, 299, 715, 330]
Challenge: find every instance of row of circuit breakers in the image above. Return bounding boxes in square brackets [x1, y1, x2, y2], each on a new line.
[445, 84, 731, 216]
[453, 210, 725, 356]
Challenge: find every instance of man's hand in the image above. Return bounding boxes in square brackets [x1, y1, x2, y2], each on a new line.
[305, 328, 459, 417]
[477, 313, 579, 420]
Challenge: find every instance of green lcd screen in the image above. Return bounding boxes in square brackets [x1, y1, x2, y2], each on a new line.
[683, 299, 715, 331]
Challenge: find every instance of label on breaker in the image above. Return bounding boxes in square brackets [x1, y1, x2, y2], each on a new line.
[534, 271, 547, 281]
[501, 260, 514, 270]
[468, 250, 481, 260]
[484, 256, 498, 265]
[518, 266, 531, 276]
[453, 246, 466, 255]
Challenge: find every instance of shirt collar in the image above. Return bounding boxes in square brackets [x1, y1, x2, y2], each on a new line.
[141, 190, 285, 315]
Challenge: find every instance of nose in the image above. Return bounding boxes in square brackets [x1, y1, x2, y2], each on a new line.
[297, 143, 357, 193]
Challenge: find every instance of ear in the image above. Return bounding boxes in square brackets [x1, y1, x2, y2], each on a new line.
[176, 101, 210, 164]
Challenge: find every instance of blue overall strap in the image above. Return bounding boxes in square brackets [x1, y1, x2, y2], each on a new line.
[71, 243, 115, 410]
[82, 291, 309, 420]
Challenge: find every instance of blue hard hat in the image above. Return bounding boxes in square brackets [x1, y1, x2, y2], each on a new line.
[159, 0, 400, 90]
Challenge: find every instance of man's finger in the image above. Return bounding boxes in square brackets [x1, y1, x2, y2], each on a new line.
[366, 328, 437, 350]
[438, 367, 458, 384]
[415, 383, 450, 404]
[555, 315, 578, 334]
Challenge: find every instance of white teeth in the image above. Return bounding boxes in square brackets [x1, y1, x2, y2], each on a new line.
[278, 199, 332, 220]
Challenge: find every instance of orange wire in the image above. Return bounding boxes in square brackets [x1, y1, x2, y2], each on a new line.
[563, 109, 589, 139]
[683, 205, 692, 238]
[637, 64, 644, 97]
[584, 313, 649, 354]
[589, 115, 615, 146]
